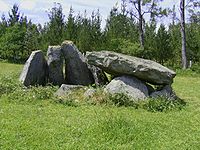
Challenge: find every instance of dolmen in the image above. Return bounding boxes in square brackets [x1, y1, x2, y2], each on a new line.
[20, 41, 177, 100]
[86, 51, 176, 100]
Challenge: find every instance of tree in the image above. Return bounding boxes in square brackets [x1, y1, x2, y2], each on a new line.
[8, 4, 20, 26]
[144, 22, 157, 59]
[188, 1, 200, 23]
[128, 0, 167, 49]
[0, 23, 26, 62]
[168, 24, 182, 67]
[46, 3, 65, 45]
[0, 4, 38, 62]
[156, 24, 172, 64]
[65, 6, 76, 41]
[23, 21, 40, 57]
[90, 9, 103, 51]
[180, 0, 200, 69]
[180, 0, 187, 69]
[104, 3, 139, 53]
[76, 10, 92, 53]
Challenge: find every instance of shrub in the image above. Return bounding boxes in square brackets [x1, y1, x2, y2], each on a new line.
[143, 97, 187, 112]
[108, 93, 134, 107]
[106, 93, 186, 112]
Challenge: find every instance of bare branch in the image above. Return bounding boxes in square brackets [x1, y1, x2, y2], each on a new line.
[133, 2, 139, 12]
[130, 11, 139, 20]
[142, 0, 156, 16]
[185, 0, 193, 8]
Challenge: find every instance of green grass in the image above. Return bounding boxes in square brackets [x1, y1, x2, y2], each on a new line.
[1, 62, 200, 149]
[0, 62, 22, 75]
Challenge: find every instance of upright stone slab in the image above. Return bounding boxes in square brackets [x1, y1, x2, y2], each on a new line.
[86, 51, 176, 85]
[47, 46, 64, 86]
[61, 41, 94, 85]
[19, 50, 47, 86]
[105, 75, 149, 100]
[88, 65, 108, 86]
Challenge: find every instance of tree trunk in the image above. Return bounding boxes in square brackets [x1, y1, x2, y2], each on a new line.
[180, 0, 188, 69]
[138, 0, 144, 49]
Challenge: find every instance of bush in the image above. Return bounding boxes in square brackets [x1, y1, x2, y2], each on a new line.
[108, 93, 138, 107]
[143, 97, 186, 112]
[107, 93, 186, 112]
[190, 63, 200, 73]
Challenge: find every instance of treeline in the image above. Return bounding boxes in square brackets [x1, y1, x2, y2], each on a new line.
[0, 2, 199, 69]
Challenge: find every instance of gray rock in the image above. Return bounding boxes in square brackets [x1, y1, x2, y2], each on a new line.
[19, 50, 48, 86]
[105, 76, 149, 100]
[61, 41, 94, 85]
[86, 51, 176, 85]
[55, 84, 85, 97]
[84, 88, 96, 98]
[47, 46, 64, 86]
[150, 85, 177, 100]
[88, 65, 108, 86]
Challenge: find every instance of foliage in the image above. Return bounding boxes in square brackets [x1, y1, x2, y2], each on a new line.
[0, 5, 39, 63]
[45, 3, 65, 45]
[0, 2, 200, 68]
[108, 93, 186, 112]
[143, 97, 186, 112]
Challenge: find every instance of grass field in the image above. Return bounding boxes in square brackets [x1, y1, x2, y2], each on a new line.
[0, 62, 200, 149]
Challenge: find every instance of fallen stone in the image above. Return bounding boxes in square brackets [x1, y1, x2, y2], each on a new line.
[150, 85, 177, 100]
[105, 75, 149, 100]
[86, 51, 176, 85]
[84, 88, 96, 98]
[55, 84, 85, 97]
[61, 41, 94, 85]
[19, 50, 48, 86]
[47, 45, 64, 86]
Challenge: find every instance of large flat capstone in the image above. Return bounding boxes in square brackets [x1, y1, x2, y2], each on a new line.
[86, 51, 176, 85]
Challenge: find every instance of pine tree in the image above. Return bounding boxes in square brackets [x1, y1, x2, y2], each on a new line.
[76, 10, 92, 53]
[156, 24, 172, 64]
[0, 14, 7, 36]
[144, 22, 157, 59]
[8, 4, 20, 26]
[46, 3, 65, 45]
[90, 9, 102, 51]
[65, 6, 76, 41]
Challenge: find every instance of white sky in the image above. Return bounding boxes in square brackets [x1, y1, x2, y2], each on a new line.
[0, 0, 180, 28]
